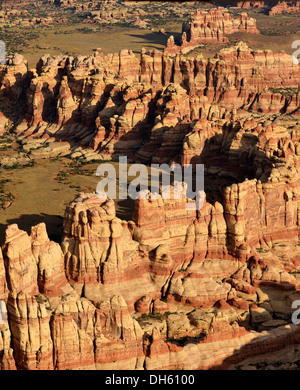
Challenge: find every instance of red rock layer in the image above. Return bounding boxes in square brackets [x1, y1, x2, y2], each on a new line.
[269, 1, 300, 15]
[177, 8, 259, 55]
[0, 9, 299, 369]
[6, 41, 299, 162]
[1, 174, 300, 369]
[237, 2, 265, 8]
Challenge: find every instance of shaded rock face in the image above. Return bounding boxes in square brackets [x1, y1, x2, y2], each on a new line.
[3, 93, 300, 368]
[1, 180, 300, 370]
[0, 7, 300, 370]
[268, 1, 300, 15]
[2, 72, 300, 368]
[3, 41, 300, 163]
[0, 220, 144, 370]
[163, 7, 259, 57]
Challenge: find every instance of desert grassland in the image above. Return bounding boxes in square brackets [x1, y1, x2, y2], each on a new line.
[0, 158, 156, 245]
[17, 23, 182, 67]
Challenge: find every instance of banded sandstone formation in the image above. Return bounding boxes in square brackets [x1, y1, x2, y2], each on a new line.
[178, 8, 259, 54]
[0, 11, 300, 369]
[1, 175, 300, 370]
[0, 40, 298, 163]
[237, 1, 300, 15]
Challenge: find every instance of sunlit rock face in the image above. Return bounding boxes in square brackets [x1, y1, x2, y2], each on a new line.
[5, 41, 299, 163]
[0, 5, 300, 370]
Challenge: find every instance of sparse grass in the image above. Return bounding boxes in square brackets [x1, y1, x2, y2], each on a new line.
[289, 270, 300, 275]
[0, 133, 14, 151]
[76, 27, 98, 34]
[256, 248, 269, 253]
[3, 0, 297, 67]
[2, 160, 36, 170]
[0, 158, 142, 244]
[269, 87, 298, 98]
[35, 294, 48, 304]
[55, 159, 95, 185]
[136, 312, 164, 323]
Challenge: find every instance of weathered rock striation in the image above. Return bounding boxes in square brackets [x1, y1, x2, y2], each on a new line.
[1, 40, 298, 162]
[0, 11, 300, 368]
[269, 1, 300, 15]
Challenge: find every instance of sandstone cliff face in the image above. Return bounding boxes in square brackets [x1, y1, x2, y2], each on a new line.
[52, 102, 300, 368]
[1, 182, 300, 370]
[269, 1, 300, 15]
[0, 7, 300, 369]
[2, 113, 300, 368]
[237, 1, 300, 15]
[3, 112, 300, 369]
[178, 8, 259, 54]
[0, 218, 146, 370]
[7, 291, 53, 370]
[94, 296, 144, 370]
[61, 193, 157, 309]
[7, 41, 299, 162]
